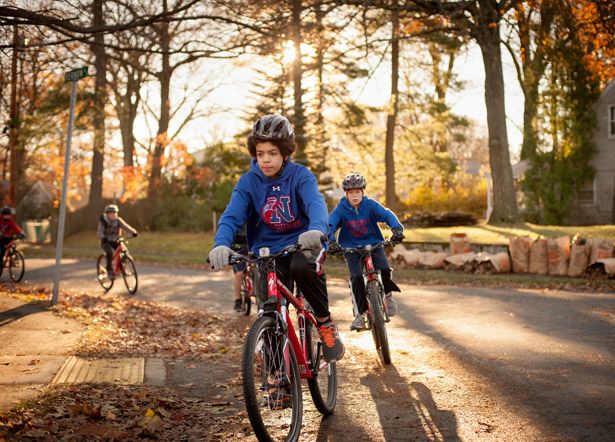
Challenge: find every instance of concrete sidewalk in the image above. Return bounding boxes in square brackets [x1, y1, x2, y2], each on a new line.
[0, 294, 85, 411]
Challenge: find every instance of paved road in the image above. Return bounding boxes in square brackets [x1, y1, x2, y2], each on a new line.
[20, 258, 615, 440]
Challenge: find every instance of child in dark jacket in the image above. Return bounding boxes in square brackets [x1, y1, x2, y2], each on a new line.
[208, 114, 344, 363]
[97, 204, 138, 279]
[328, 173, 404, 331]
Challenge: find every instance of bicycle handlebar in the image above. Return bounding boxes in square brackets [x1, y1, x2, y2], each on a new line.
[329, 239, 396, 256]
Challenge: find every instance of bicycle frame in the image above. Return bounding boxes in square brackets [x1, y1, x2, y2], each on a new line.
[264, 269, 322, 380]
[110, 240, 128, 274]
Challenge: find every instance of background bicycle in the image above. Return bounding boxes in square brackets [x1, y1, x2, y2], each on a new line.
[0, 236, 25, 283]
[238, 257, 257, 315]
[232, 244, 337, 442]
[331, 239, 394, 365]
[96, 237, 138, 294]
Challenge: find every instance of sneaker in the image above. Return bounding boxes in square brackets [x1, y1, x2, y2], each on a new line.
[385, 293, 397, 317]
[233, 298, 242, 312]
[350, 313, 368, 331]
[318, 319, 345, 363]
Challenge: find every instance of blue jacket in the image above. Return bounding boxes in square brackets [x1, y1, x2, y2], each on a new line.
[214, 160, 329, 253]
[328, 196, 403, 247]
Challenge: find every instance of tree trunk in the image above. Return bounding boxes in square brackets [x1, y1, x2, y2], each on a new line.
[290, 0, 307, 164]
[148, 0, 171, 209]
[384, 3, 400, 210]
[314, 2, 327, 183]
[476, 7, 519, 223]
[89, 0, 107, 213]
[8, 24, 19, 206]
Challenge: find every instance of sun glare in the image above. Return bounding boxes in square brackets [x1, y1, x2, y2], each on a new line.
[281, 41, 316, 64]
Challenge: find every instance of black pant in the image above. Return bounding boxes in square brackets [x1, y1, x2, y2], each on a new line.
[101, 240, 119, 274]
[257, 251, 330, 318]
[0, 237, 11, 264]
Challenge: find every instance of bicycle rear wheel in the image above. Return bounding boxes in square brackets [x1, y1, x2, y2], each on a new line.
[8, 250, 25, 282]
[240, 274, 252, 316]
[96, 254, 114, 291]
[367, 279, 391, 365]
[306, 320, 337, 415]
[120, 255, 138, 294]
[242, 316, 302, 442]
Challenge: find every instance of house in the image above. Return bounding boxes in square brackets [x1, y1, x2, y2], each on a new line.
[565, 79, 615, 225]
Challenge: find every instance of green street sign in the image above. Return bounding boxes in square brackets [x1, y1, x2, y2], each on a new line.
[64, 67, 89, 83]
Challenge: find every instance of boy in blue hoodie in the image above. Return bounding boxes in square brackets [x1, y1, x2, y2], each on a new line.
[328, 173, 404, 331]
[208, 114, 344, 363]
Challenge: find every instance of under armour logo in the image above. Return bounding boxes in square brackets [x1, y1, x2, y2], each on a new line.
[272, 186, 281, 191]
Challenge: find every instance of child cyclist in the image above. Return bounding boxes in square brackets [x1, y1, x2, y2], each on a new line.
[0, 207, 25, 260]
[328, 173, 404, 331]
[97, 204, 138, 279]
[208, 114, 344, 363]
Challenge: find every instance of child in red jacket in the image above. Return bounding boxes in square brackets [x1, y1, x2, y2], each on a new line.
[0, 207, 25, 260]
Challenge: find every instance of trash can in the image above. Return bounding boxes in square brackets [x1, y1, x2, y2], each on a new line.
[23, 219, 51, 244]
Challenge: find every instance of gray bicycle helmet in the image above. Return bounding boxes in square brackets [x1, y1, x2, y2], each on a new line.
[342, 173, 367, 191]
[104, 204, 119, 213]
[251, 114, 295, 141]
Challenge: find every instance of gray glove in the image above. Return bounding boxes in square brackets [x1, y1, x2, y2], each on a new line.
[208, 245, 234, 271]
[297, 230, 324, 251]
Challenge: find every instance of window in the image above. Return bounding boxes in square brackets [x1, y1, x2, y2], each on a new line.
[609, 105, 615, 138]
[578, 179, 595, 206]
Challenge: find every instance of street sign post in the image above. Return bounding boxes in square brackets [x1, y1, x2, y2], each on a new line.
[51, 67, 89, 305]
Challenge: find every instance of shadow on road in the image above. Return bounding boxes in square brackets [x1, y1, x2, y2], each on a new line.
[360, 364, 459, 441]
[394, 289, 615, 441]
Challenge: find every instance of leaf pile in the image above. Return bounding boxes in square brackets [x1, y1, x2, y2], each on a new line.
[0, 384, 251, 441]
[58, 291, 246, 359]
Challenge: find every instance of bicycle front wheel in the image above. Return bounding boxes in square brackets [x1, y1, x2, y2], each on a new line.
[120, 255, 138, 295]
[367, 279, 391, 365]
[96, 254, 114, 291]
[8, 250, 25, 282]
[306, 320, 337, 415]
[242, 316, 302, 442]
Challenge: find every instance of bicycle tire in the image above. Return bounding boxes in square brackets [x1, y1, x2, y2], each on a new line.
[367, 279, 391, 365]
[8, 250, 25, 282]
[96, 254, 114, 291]
[306, 320, 337, 415]
[242, 315, 302, 442]
[120, 255, 138, 295]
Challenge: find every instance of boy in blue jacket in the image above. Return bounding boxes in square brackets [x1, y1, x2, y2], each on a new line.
[328, 173, 404, 331]
[208, 114, 344, 363]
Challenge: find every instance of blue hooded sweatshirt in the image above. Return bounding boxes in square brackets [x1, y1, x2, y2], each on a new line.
[214, 159, 329, 254]
[328, 196, 403, 248]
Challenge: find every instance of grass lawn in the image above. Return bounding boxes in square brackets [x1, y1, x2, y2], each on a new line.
[23, 231, 215, 266]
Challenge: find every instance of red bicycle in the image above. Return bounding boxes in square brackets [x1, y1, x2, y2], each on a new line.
[231, 244, 337, 442]
[96, 238, 138, 294]
[0, 237, 25, 282]
[238, 258, 257, 316]
[331, 239, 393, 365]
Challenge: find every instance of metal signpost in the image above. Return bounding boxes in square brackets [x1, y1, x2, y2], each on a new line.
[51, 67, 88, 305]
